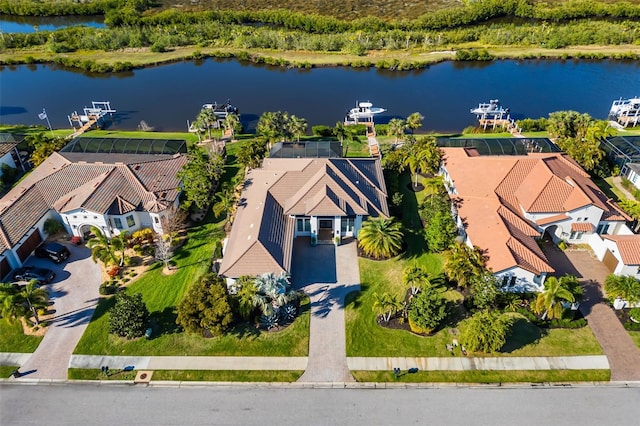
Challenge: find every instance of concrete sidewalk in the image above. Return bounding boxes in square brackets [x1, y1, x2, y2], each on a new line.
[3, 352, 609, 374]
[69, 355, 308, 371]
[347, 355, 610, 371]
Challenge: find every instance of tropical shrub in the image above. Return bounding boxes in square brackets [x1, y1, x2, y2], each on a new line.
[176, 273, 234, 336]
[109, 292, 149, 339]
[357, 217, 404, 260]
[407, 290, 448, 335]
[459, 310, 513, 353]
[43, 218, 65, 236]
[605, 274, 640, 304]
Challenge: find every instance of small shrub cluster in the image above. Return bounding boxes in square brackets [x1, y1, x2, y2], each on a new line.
[99, 281, 120, 295]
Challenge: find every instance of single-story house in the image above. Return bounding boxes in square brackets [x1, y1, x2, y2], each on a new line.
[218, 155, 388, 282]
[0, 137, 187, 279]
[440, 147, 640, 291]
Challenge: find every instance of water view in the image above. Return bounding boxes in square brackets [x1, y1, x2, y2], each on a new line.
[1, 58, 639, 133]
[0, 14, 105, 33]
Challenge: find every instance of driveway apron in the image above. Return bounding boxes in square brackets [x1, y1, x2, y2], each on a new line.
[292, 238, 359, 383]
[17, 244, 101, 380]
[543, 246, 640, 382]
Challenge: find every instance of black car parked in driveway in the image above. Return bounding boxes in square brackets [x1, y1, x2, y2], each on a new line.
[34, 242, 71, 263]
[12, 266, 55, 284]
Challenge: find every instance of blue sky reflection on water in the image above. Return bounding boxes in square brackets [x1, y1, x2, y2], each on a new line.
[1, 58, 639, 132]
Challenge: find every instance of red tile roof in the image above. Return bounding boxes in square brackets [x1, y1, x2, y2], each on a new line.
[602, 235, 640, 265]
[441, 148, 631, 275]
[571, 222, 595, 233]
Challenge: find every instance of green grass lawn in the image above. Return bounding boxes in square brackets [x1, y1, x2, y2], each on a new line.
[0, 321, 43, 353]
[74, 140, 310, 356]
[352, 369, 610, 383]
[629, 331, 640, 349]
[68, 368, 303, 382]
[0, 366, 20, 378]
[346, 172, 603, 357]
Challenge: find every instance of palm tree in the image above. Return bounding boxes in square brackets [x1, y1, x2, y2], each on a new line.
[443, 242, 485, 288]
[235, 277, 257, 321]
[213, 181, 235, 224]
[223, 113, 241, 139]
[0, 284, 25, 322]
[20, 280, 48, 326]
[87, 227, 117, 265]
[372, 292, 401, 322]
[605, 274, 640, 304]
[288, 115, 308, 142]
[387, 118, 407, 143]
[110, 231, 129, 267]
[534, 275, 580, 320]
[253, 272, 299, 317]
[403, 264, 431, 295]
[334, 121, 347, 144]
[406, 112, 424, 134]
[357, 217, 404, 260]
[197, 108, 217, 140]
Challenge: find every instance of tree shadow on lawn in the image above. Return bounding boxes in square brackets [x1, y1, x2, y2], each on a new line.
[344, 284, 368, 310]
[500, 318, 547, 353]
[148, 306, 180, 338]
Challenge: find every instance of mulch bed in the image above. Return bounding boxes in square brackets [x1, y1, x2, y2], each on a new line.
[406, 182, 425, 192]
[356, 241, 408, 261]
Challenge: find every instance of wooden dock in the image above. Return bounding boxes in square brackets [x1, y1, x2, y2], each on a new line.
[366, 123, 381, 157]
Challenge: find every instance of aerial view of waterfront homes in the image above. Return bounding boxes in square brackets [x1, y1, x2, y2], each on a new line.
[1, 0, 640, 387]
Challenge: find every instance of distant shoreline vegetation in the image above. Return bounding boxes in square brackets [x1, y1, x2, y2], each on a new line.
[1, 0, 640, 72]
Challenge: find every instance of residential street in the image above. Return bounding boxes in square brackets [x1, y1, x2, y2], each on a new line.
[1, 382, 639, 426]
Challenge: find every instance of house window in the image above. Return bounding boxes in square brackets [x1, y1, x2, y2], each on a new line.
[154, 216, 159, 224]
[596, 224, 610, 235]
[297, 218, 311, 232]
[113, 218, 123, 230]
[341, 217, 355, 233]
[571, 232, 583, 240]
[126, 215, 135, 227]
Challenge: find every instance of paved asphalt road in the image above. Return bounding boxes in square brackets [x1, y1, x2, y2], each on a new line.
[1, 383, 639, 425]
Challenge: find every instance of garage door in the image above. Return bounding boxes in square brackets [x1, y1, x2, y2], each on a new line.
[0, 258, 10, 280]
[16, 230, 43, 262]
[602, 249, 619, 273]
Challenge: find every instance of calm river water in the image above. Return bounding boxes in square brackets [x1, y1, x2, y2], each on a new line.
[0, 15, 105, 33]
[1, 58, 639, 133]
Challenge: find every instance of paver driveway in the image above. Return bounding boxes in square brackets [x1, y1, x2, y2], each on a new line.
[543, 246, 640, 382]
[292, 238, 360, 383]
[16, 243, 101, 380]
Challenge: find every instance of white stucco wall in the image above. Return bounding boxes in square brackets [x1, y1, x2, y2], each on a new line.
[495, 267, 545, 293]
[626, 168, 640, 190]
[62, 209, 111, 238]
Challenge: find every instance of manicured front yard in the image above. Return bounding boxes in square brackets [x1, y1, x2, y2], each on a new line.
[0, 321, 43, 353]
[346, 171, 603, 358]
[74, 140, 309, 357]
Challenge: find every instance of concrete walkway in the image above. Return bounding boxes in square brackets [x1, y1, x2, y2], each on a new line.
[610, 176, 637, 200]
[69, 355, 308, 371]
[347, 355, 609, 371]
[543, 246, 640, 381]
[5, 353, 607, 374]
[292, 239, 360, 383]
[15, 245, 101, 380]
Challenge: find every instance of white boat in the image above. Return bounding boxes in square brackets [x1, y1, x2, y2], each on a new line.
[609, 97, 640, 117]
[202, 100, 239, 118]
[346, 101, 386, 122]
[470, 99, 509, 117]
